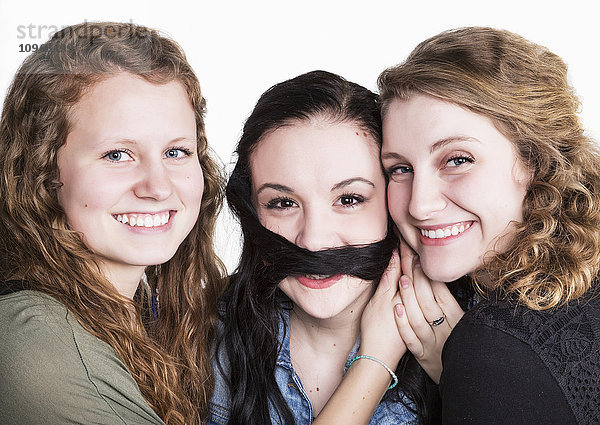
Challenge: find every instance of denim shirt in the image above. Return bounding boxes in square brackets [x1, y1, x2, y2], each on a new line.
[208, 308, 418, 425]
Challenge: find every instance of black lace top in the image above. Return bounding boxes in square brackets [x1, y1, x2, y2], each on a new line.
[440, 289, 600, 424]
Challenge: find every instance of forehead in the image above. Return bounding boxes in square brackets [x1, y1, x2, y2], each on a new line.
[383, 95, 512, 153]
[65, 73, 196, 148]
[250, 119, 382, 187]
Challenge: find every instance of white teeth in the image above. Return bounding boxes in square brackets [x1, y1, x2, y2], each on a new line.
[304, 274, 330, 280]
[420, 223, 471, 239]
[115, 212, 170, 228]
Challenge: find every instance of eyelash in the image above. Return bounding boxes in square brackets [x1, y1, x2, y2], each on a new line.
[386, 165, 413, 177]
[385, 153, 475, 178]
[335, 193, 366, 208]
[264, 197, 297, 210]
[102, 149, 133, 162]
[263, 193, 367, 210]
[446, 154, 474, 168]
[101, 146, 194, 162]
[165, 146, 194, 159]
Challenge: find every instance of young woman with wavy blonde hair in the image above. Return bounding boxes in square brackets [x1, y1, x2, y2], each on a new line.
[379, 27, 600, 424]
[0, 22, 225, 424]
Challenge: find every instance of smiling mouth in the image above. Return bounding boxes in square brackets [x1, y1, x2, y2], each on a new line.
[419, 221, 472, 239]
[113, 212, 171, 228]
[296, 274, 344, 289]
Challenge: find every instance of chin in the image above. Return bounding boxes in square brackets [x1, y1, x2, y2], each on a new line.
[420, 260, 468, 283]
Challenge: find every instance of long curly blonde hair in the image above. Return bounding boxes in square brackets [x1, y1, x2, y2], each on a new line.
[0, 22, 225, 423]
[378, 27, 600, 310]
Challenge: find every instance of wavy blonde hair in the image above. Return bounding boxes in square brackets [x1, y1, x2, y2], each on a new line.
[0, 22, 225, 423]
[378, 27, 600, 310]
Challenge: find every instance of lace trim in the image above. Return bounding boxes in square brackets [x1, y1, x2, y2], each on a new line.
[461, 292, 600, 425]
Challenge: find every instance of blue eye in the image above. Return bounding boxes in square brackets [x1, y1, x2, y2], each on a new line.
[446, 155, 474, 167]
[386, 165, 413, 182]
[103, 150, 133, 162]
[165, 148, 192, 159]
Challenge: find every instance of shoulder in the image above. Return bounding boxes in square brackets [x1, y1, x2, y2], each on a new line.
[0, 290, 72, 342]
[0, 290, 164, 424]
[208, 306, 232, 425]
[441, 291, 600, 424]
[455, 290, 600, 366]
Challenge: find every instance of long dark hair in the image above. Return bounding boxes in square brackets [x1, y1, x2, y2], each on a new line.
[219, 70, 403, 424]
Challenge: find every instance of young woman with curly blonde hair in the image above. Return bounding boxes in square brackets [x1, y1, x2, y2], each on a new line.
[379, 27, 600, 424]
[0, 22, 225, 424]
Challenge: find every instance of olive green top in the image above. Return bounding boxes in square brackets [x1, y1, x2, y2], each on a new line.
[0, 290, 165, 424]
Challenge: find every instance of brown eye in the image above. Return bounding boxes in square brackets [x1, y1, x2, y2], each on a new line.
[265, 198, 297, 209]
[335, 194, 366, 208]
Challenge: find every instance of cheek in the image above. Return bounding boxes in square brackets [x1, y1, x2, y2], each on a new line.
[58, 168, 110, 217]
[366, 198, 389, 240]
[178, 166, 205, 212]
[387, 183, 409, 226]
[259, 214, 298, 243]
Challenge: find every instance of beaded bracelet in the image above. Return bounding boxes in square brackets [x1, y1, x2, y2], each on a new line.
[345, 355, 398, 390]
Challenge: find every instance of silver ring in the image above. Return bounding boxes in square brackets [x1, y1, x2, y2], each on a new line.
[429, 315, 446, 327]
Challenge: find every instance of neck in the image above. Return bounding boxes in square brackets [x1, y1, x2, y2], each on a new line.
[287, 287, 374, 416]
[289, 289, 372, 355]
[100, 262, 146, 299]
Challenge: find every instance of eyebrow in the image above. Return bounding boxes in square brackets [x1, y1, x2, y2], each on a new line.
[430, 136, 480, 153]
[381, 136, 480, 160]
[255, 177, 375, 196]
[100, 136, 197, 146]
[330, 177, 375, 191]
[255, 183, 294, 196]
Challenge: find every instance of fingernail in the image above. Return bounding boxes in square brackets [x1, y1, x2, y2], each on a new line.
[395, 304, 404, 318]
[400, 275, 410, 289]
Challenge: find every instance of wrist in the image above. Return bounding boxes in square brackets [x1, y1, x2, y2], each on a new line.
[346, 355, 398, 390]
[357, 344, 403, 369]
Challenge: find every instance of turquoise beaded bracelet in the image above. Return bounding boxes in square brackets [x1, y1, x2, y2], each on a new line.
[345, 355, 398, 390]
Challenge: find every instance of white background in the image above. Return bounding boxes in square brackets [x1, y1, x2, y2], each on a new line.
[1, 0, 598, 271]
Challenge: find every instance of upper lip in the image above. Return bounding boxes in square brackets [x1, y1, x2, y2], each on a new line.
[112, 209, 174, 215]
[416, 220, 473, 231]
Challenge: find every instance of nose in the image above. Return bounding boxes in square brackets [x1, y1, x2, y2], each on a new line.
[408, 172, 447, 220]
[294, 208, 340, 252]
[133, 160, 174, 201]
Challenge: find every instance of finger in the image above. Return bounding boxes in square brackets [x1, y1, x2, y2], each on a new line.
[412, 265, 449, 330]
[394, 303, 424, 357]
[399, 274, 434, 340]
[374, 249, 400, 298]
[431, 280, 465, 328]
[399, 237, 416, 282]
